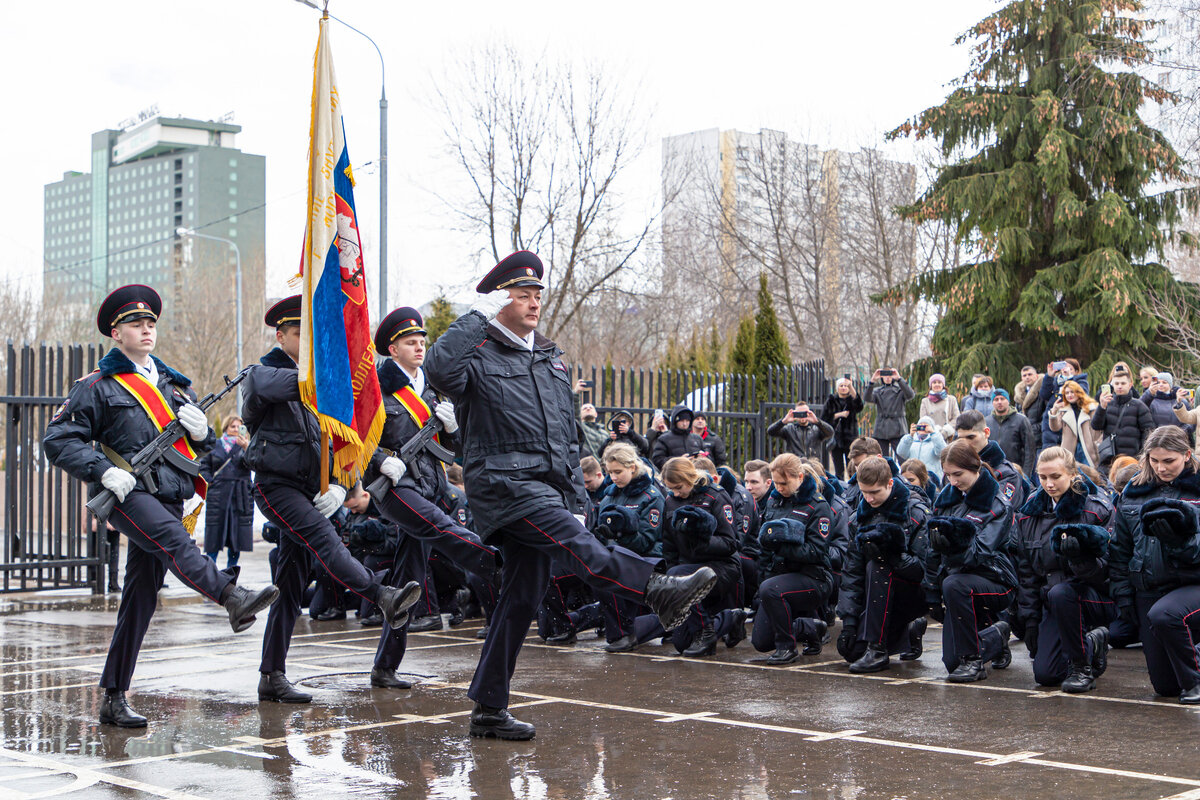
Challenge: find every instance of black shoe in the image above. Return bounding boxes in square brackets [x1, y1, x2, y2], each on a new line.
[370, 667, 412, 690]
[450, 588, 471, 626]
[644, 567, 717, 631]
[849, 644, 890, 674]
[604, 634, 638, 653]
[1181, 685, 1200, 705]
[223, 584, 281, 633]
[682, 623, 719, 657]
[899, 617, 926, 661]
[1061, 661, 1096, 693]
[544, 628, 577, 645]
[316, 607, 346, 622]
[476, 624, 490, 639]
[408, 615, 443, 633]
[360, 611, 383, 627]
[724, 609, 748, 649]
[991, 621, 1012, 669]
[449, 610, 466, 627]
[947, 656, 988, 683]
[99, 691, 147, 728]
[469, 703, 535, 740]
[800, 620, 829, 656]
[1087, 627, 1109, 677]
[258, 671, 312, 703]
[765, 647, 799, 665]
[377, 581, 422, 630]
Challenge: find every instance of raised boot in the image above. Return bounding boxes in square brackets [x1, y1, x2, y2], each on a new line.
[377, 581, 422, 630]
[643, 567, 717, 631]
[223, 584, 281, 633]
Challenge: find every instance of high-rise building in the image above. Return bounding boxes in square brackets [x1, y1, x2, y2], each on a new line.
[42, 115, 265, 313]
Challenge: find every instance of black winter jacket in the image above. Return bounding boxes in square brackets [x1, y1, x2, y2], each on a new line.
[757, 476, 837, 584]
[864, 378, 914, 441]
[1111, 468, 1200, 610]
[1090, 393, 1154, 463]
[717, 467, 760, 555]
[44, 349, 214, 503]
[821, 393, 864, 450]
[596, 472, 665, 557]
[985, 412, 1036, 477]
[365, 359, 458, 502]
[925, 468, 1018, 601]
[424, 312, 587, 538]
[241, 347, 336, 495]
[661, 481, 741, 587]
[837, 478, 930, 625]
[980, 441, 1028, 511]
[1013, 481, 1113, 626]
[651, 404, 705, 469]
[767, 417, 833, 459]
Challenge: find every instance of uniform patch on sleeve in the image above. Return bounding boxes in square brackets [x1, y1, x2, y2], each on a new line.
[456, 509, 468, 525]
[51, 399, 69, 422]
[648, 508, 661, 528]
[818, 518, 831, 537]
[723, 505, 734, 525]
[1002, 483, 1015, 503]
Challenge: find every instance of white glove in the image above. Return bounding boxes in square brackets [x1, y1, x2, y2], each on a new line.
[434, 401, 459, 434]
[313, 484, 348, 517]
[176, 403, 209, 441]
[102, 467, 136, 503]
[469, 291, 512, 320]
[381, 456, 407, 485]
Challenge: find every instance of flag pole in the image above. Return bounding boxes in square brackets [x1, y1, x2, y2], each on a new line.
[321, 436, 330, 493]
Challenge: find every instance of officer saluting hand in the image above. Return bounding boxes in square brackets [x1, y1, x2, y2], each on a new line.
[44, 285, 280, 729]
[425, 251, 718, 741]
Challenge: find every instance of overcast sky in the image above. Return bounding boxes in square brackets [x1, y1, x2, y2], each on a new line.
[2, 0, 999, 320]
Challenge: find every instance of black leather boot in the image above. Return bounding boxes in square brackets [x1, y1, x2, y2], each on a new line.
[899, 617, 927, 661]
[849, 643, 890, 674]
[766, 647, 799, 665]
[316, 606, 346, 621]
[682, 622, 719, 657]
[370, 667, 412, 689]
[1061, 662, 1096, 693]
[476, 624, 490, 639]
[544, 626, 577, 645]
[947, 656, 988, 683]
[990, 621, 1012, 669]
[1181, 685, 1200, 705]
[99, 691, 147, 728]
[604, 634, 638, 653]
[223, 584, 281, 633]
[724, 609, 748, 648]
[377, 581, 422, 630]
[801, 620, 829, 656]
[408, 615, 443, 633]
[1087, 627, 1109, 677]
[644, 567, 717, 631]
[258, 671, 312, 703]
[469, 703, 535, 740]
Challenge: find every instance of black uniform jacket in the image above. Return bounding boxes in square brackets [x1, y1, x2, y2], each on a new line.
[424, 311, 587, 539]
[757, 476, 836, 584]
[44, 348, 214, 502]
[661, 481, 741, 587]
[1111, 467, 1200, 609]
[925, 468, 1018, 602]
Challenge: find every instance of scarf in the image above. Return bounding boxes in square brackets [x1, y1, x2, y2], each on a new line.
[927, 389, 947, 402]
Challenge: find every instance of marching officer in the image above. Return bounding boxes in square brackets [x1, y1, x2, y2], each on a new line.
[44, 285, 280, 728]
[366, 305, 500, 689]
[425, 251, 717, 740]
[242, 296, 421, 704]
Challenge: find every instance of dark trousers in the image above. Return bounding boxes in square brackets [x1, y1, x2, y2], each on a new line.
[255, 483, 380, 674]
[596, 589, 643, 643]
[374, 536, 429, 671]
[843, 560, 925, 659]
[665, 563, 737, 650]
[876, 437, 901, 459]
[468, 506, 657, 709]
[752, 572, 830, 652]
[1033, 581, 1115, 686]
[830, 447, 849, 480]
[1140, 587, 1200, 696]
[670, 607, 741, 653]
[378, 486, 496, 577]
[100, 492, 234, 690]
[466, 571, 499, 622]
[941, 573, 1013, 671]
[737, 554, 759, 607]
[538, 567, 586, 638]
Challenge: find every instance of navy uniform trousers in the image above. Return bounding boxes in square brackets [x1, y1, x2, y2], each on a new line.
[752, 572, 830, 653]
[469, 506, 657, 709]
[101, 491, 235, 690]
[842, 560, 926, 662]
[941, 573, 1013, 671]
[374, 535, 428, 671]
[254, 483, 382, 674]
[1032, 581, 1115, 686]
[1138, 586, 1200, 696]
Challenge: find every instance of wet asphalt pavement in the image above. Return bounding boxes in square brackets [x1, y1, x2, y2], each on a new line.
[2, 548, 1199, 799]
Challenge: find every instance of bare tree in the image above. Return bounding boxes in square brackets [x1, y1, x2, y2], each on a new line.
[435, 45, 662, 346]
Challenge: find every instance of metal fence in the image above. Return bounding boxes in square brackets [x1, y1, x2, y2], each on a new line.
[1, 342, 106, 593]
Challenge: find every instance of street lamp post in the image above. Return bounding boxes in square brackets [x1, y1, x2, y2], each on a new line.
[294, 0, 388, 318]
[176, 227, 242, 374]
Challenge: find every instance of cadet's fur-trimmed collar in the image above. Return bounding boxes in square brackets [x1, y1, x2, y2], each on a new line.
[377, 357, 412, 395]
[769, 474, 819, 505]
[99, 348, 190, 387]
[933, 466, 999, 513]
[260, 347, 296, 369]
[1019, 475, 1097, 518]
[1124, 466, 1200, 499]
[857, 475, 911, 525]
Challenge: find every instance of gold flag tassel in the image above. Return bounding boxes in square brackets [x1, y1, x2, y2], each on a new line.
[182, 502, 204, 535]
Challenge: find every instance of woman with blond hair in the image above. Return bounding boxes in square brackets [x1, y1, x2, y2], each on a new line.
[752, 454, 840, 665]
[1047, 380, 1100, 468]
[657, 457, 745, 657]
[1110, 426, 1200, 704]
[1013, 447, 1115, 693]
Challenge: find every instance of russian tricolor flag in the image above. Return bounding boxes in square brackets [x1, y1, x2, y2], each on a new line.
[297, 15, 385, 482]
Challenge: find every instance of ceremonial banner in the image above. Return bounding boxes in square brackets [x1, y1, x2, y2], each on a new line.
[298, 15, 385, 482]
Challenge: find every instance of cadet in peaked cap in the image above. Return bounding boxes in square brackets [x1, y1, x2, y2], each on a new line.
[264, 295, 302, 329]
[96, 284, 162, 337]
[374, 307, 426, 356]
[475, 250, 545, 294]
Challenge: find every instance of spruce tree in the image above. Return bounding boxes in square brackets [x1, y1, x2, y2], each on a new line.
[887, 0, 1199, 385]
[424, 296, 457, 344]
[753, 274, 790, 390]
[729, 315, 756, 375]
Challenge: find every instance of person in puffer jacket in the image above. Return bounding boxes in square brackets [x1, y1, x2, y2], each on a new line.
[926, 440, 1017, 684]
[651, 404, 705, 469]
[1110, 426, 1200, 704]
[1013, 447, 1115, 694]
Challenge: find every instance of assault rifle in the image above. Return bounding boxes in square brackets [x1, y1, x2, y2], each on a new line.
[86, 370, 248, 526]
[366, 416, 455, 503]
